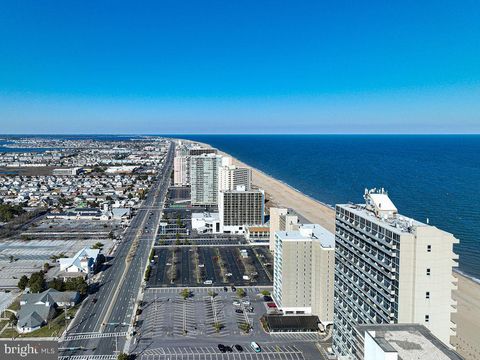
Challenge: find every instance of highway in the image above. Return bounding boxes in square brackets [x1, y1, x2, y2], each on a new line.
[59, 141, 175, 358]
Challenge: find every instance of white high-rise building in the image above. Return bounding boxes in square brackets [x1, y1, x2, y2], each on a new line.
[218, 162, 252, 192]
[173, 155, 190, 186]
[273, 224, 335, 325]
[189, 154, 222, 205]
[218, 186, 264, 234]
[333, 189, 459, 359]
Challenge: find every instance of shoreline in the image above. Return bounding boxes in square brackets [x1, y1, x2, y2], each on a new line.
[185, 139, 480, 360]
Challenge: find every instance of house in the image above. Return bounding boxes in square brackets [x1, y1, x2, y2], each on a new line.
[17, 288, 79, 333]
[58, 247, 100, 274]
[112, 207, 131, 221]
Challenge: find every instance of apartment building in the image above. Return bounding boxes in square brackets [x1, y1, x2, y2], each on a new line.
[333, 189, 459, 359]
[218, 163, 252, 192]
[269, 208, 300, 251]
[273, 223, 335, 325]
[173, 155, 190, 186]
[218, 186, 264, 233]
[189, 154, 222, 205]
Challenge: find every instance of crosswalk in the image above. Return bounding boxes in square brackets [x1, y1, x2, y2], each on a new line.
[59, 355, 117, 360]
[269, 332, 326, 342]
[62, 332, 128, 342]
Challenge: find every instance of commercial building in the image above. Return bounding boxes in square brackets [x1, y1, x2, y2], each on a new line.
[333, 189, 459, 359]
[273, 223, 335, 325]
[191, 212, 221, 234]
[355, 324, 463, 360]
[218, 186, 265, 234]
[269, 208, 300, 251]
[189, 147, 217, 156]
[189, 154, 222, 205]
[52, 167, 83, 176]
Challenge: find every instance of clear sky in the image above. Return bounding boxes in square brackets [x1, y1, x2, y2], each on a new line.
[0, 0, 479, 134]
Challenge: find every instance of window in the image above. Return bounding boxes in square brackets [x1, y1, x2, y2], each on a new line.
[425, 315, 430, 322]
[426, 291, 430, 299]
[427, 245, 432, 252]
[426, 268, 431, 276]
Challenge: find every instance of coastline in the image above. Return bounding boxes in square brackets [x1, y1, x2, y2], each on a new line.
[187, 140, 480, 360]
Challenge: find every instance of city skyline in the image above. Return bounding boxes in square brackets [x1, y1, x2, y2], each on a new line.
[1, 1, 480, 134]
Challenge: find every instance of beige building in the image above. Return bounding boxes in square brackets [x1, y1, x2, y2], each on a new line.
[333, 189, 459, 359]
[269, 207, 300, 251]
[273, 223, 335, 325]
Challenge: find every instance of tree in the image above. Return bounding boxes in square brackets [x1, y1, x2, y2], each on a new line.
[28, 271, 45, 293]
[236, 288, 246, 298]
[92, 242, 104, 249]
[9, 255, 14, 263]
[48, 278, 65, 291]
[43, 263, 51, 273]
[207, 290, 217, 298]
[261, 290, 271, 296]
[9, 313, 17, 327]
[144, 265, 151, 281]
[18, 275, 29, 290]
[238, 322, 251, 333]
[117, 353, 129, 360]
[180, 288, 191, 300]
[213, 322, 223, 333]
[64, 277, 88, 295]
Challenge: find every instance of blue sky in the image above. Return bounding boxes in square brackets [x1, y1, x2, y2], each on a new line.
[0, 0, 479, 134]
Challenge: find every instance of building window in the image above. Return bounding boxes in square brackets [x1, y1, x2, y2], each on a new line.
[426, 291, 430, 299]
[425, 315, 430, 322]
[426, 268, 431, 276]
[427, 245, 432, 252]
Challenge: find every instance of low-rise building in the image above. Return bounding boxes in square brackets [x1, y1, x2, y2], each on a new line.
[58, 247, 100, 274]
[191, 212, 221, 234]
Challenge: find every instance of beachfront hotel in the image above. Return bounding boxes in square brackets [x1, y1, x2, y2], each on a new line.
[189, 153, 222, 205]
[333, 188, 459, 359]
[273, 223, 335, 326]
[218, 157, 252, 192]
[218, 186, 265, 234]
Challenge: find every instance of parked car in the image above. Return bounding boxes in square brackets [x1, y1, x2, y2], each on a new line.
[250, 342, 261, 353]
[242, 300, 250, 306]
[218, 344, 226, 353]
[263, 295, 273, 302]
[246, 306, 254, 312]
[223, 287, 228, 292]
[225, 346, 233, 353]
[234, 345, 243, 352]
[235, 309, 244, 314]
[232, 301, 241, 306]
[204, 280, 213, 285]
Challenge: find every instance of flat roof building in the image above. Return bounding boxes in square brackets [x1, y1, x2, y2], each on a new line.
[273, 223, 335, 325]
[355, 324, 464, 360]
[333, 189, 459, 359]
[190, 154, 222, 206]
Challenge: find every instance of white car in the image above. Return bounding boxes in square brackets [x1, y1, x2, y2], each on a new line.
[232, 301, 241, 306]
[204, 280, 213, 285]
[242, 300, 251, 306]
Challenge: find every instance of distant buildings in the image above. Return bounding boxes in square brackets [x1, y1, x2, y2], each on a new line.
[173, 155, 190, 186]
[218, 186, 265, 234]
[355, 324, 463, 360]
[190, 154, 222, 206]
[333, 189, 459, 358]
[52, 167, 83, 176]
[273, 223, 335, 325]
[269, 208, 300, 251]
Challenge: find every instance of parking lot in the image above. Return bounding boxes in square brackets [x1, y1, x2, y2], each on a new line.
[147, 246, 273, 287]
[140, 344, 306, 360]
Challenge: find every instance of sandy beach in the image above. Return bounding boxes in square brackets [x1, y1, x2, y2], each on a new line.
[214, 147, 480, 360]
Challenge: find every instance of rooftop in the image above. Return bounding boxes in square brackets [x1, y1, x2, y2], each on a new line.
[357, 324, 463, 360]
[276, 223, 335, 248]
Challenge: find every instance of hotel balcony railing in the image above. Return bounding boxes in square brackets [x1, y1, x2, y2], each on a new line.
[336, 219, 395, 252]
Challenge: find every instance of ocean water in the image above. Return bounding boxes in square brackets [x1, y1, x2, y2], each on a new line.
[173, 135, 480, 280]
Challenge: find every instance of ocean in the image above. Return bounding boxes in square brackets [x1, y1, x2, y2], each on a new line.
[1, 134, 479, 280]
[172, 135, 480, 281]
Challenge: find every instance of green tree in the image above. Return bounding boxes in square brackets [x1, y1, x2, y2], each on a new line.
[213, 322, 224, 333]
[28, 271, 45, 293]
[117, 353, 129, 360]
[261, 290, 271, 296]
[238, 322, 251, 333]
[236, 288, 246, 298]
[48, 278, 65, 291]
[18, 275, 29, 290]
[64, 277, 88, 295]
[9, 313, 17, 327]
[207, 290, 217, 298]
[180, 288, 191, 300]
[92, 242, 104, 249]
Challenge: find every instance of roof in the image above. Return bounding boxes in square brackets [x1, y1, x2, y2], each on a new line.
[248, 226, 269, 232]
[59, 247, 100, 271]
[357, 324, 464, 360]
[276, 223, 335, 249]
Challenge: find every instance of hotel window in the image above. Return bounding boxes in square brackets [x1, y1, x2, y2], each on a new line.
[427, 245, 432, 252]
[426, 291, 430, 299]
[425, 315, 430, 322]
[426, 268, 431, 276]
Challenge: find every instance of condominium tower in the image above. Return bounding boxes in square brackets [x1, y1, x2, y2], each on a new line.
[269, 208, 300, 251]
[218, 186, 264, 233]
[189, 154, 222, 206]
[273, 224, 335, 325]
[333, 189, 459, 359]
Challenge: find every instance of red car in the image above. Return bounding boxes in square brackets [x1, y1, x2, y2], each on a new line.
[266, 302, 277, 308]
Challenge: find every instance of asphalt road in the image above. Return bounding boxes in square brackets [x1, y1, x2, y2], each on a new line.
[60, 142, 175, 357]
